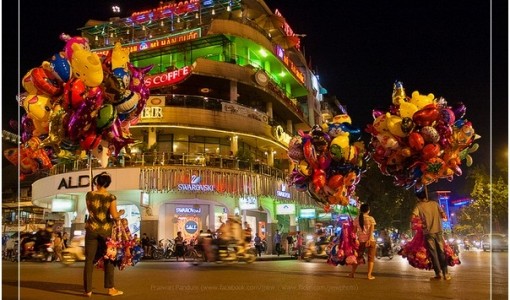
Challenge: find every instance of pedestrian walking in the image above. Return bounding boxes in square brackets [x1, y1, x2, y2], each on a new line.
[412, 190, 451, 280]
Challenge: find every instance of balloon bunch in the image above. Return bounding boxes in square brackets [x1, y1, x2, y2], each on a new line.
[6, 34, 153, 180]
[366, 81, 480, 190]
[398, 216, 461, 269]
[287, 113, 368, 210]
[96, 219, 139, 271]
[327, 218, 360, 266]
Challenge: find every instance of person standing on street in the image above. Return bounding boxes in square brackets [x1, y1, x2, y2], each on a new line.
[254, 233, 263, 257]
[83, 172, 125, 297]
[350, 203, 376, 280]
[296, 231, 303, 260]
[274, 229, 282, 256]
[412, 190, 451, 281]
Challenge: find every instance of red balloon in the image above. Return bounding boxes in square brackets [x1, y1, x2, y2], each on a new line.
[63, 78, 87, 111]
[412, 104, 440, 127]
[408, 132, 425, 151]
[327, 174, 344, 190]
[80, 132, 102, 150]
[421, 143, 440, 160]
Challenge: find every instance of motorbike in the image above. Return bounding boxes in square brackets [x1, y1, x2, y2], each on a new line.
[151, 239, 176, 260]
[19, 232, 54, 262]
[61, 235, 85, 265]
[194, 238, 256, 265]
[302, 240, 329, 262]
[376, 237, 394, 259]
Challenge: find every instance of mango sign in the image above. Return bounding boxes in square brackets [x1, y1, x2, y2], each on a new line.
[144, 65, 193, 89]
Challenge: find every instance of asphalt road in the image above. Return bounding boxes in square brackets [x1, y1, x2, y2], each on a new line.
[2, 250, 508, 300]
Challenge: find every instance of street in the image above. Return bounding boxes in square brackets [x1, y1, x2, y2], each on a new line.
[2, 250, 508, 300]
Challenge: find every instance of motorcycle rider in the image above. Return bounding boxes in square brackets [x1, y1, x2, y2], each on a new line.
[379, 229, 392, 255]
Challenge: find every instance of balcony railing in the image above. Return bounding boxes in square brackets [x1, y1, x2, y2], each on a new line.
[49, 151, 287, 180]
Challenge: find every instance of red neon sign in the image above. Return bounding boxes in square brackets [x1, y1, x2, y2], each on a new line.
[144, 65, 193, 89]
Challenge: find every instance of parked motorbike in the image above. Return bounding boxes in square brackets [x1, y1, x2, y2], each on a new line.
[61, 235, 85, 265]
[376, 237, 394, 259]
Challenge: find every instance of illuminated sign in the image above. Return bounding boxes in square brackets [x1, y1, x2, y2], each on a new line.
[51, 198, 76, 212]
[176, 207, 201, 214]
[177, 174, 215, 192]
[131, 0, 200, 23]
[144, 65, 193, 89]
[93, 29, 201, 57]
[299, 208, 316, 219]
[276, 182, 291, 199]
[276, 203, 296, 215]
[57, 175, 90, 190]
[275, 46, 305, 83]
[272, 125, 292, 146]
[239, 196, 258, 210]
[141, 106, 163, 119]
[184, 220, 199, 234]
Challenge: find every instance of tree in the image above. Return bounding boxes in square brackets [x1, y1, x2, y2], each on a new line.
[454, 165, 508, 234]
[355, 160, 416, 233]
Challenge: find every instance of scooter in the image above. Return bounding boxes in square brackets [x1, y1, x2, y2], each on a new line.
[61, 235, 85, 265]
[302, 240, 329, 262]
[376, 237, 394, 259]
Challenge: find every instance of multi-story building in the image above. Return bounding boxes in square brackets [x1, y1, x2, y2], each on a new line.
[24, 0, 338, 248]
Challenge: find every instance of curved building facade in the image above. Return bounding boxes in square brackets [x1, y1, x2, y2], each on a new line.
[30, 0, 333, 246]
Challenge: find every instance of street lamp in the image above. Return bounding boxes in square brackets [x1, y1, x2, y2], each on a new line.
[112, 5, 120, 14]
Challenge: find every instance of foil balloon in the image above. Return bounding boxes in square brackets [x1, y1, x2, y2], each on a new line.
[70, 43, 103, 87]
[29, 67, 63, 97]
[47, 51, 72, 82]
[451, 102, 466, 120]
[60, 33, 90, 61]
[62, 78, 87, 111]
[412, 104, 440, 127]
[409, 91, 435, 110]
[392, 80, 407, 105]
[22, 93, 52, 137]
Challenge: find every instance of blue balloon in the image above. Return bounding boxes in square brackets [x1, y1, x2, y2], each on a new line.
[50, 52, 72, 82]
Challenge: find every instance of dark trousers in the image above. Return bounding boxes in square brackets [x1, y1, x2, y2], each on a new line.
[83, 230, 115, 293]
[255, 245, 262, 257]
[425, 232, 448, 276]
[275, 243, 281, 256]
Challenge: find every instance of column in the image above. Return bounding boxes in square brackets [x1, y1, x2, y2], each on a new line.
[148, 127, 157, 148]
[230, 135, 238, 155]
[286, 120, 293, 135]
[267, 148, 274, 167]
[230, 80, 238, 103]
[266, 102, 273, 119]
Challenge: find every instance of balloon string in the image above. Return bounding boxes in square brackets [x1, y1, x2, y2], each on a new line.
[88, 150, 93, 191]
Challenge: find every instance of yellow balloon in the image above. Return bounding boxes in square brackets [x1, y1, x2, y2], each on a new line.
[385, 113, 407, 137]
[410, 91, 435, 110]
[70, 43, 103, 87]
[398, 100, 418, 119]
[331, 135, 349, 149]
[298, 160, 312, 176]
[111, 42, 130, 70]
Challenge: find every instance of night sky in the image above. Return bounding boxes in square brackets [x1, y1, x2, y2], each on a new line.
[3, 1, 507, 197]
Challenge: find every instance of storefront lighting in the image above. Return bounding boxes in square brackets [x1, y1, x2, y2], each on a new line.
[95, 35, 99, 41]
[177, 16, 181, 23]
[227, 5, 231, 12]
[195, 12, 199, 19]
[160, 20, 165, 27]
[211, 8, 215, 15]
